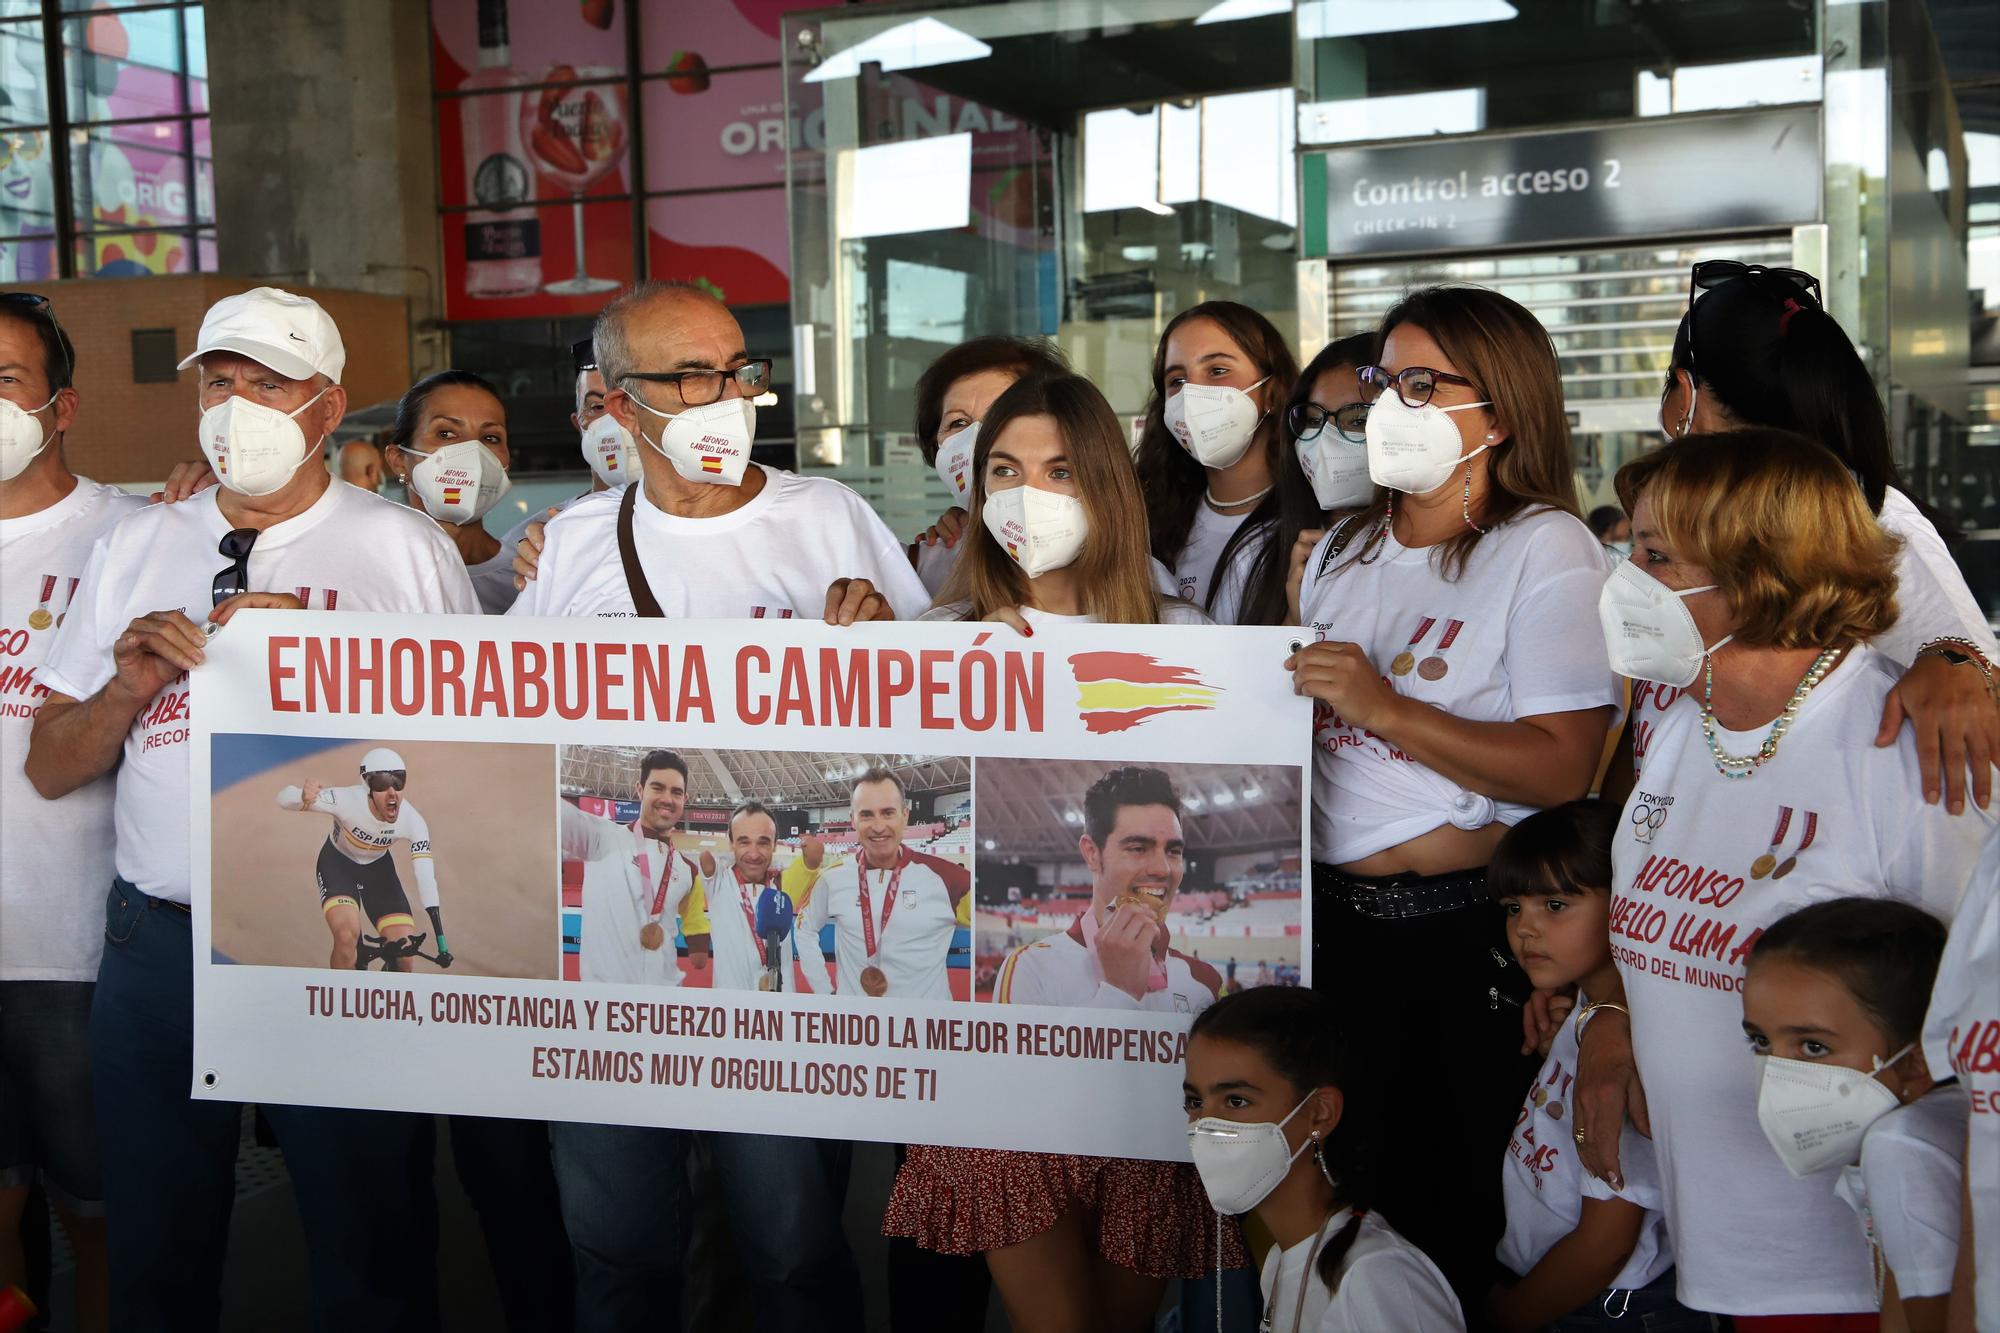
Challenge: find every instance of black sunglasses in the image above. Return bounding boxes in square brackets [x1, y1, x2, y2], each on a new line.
[365, 771, 407, 793]
[0, 291, 73, 379]
[1685, 261, 1823, 379]
[1288, 399, 1370, 445]
[211, 527, 258, 609]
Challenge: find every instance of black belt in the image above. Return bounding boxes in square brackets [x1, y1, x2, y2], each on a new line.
[1312, 862, 1489, 921]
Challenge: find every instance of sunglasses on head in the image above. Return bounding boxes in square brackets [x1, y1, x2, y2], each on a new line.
[1685, 261, 1824, 379]
[365, 771, 407, 793]
[211, 527, 258, 609]
[0, 291, 74, 380]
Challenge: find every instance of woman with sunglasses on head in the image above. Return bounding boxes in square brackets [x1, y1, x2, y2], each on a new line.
[889, 375, 1235, 1333]
[1648, 261, 1998, 815]
[1284, 285, 1622, 1310]
[1135, 301, 1308, 624]
[385, 370, 519, 613]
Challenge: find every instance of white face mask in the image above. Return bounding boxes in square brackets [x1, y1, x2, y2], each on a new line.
[1297, 429, 1373, 511]
[0, 391, 57, 483]
[982, 484, 1086, 578]
[199, 388, 329, 498]
[630, 393, 755, 487]
[1596, 558, 1733, 687]
[1186, 1094, 1315, 1215]
[403, 439, 511, 525]
[1604, 540, 1633, 559]
[1165, 377, 1269, 470]
[1364, 391, 1492, 495]
[580, 413, 641, 489]
[1755, 1044, 1912, 1177]
[934, 421, 977, 504]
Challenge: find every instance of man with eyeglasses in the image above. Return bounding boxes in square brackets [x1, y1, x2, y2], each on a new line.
[25, 286, 475, 1331]
[0, 290, 140, 1333]
[508, 280, 927, 625]
[517, 281, 890, 1333]
[277, 747, 453, 972]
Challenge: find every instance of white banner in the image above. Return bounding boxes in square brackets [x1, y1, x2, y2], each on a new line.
[190, 612, 1310, 1160]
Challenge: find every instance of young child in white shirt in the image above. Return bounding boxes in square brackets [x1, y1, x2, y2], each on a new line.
[1183, 985, 1464, 1333]
[1742, 898, 1965, 1333]
[1483, 801, 1712, 1333]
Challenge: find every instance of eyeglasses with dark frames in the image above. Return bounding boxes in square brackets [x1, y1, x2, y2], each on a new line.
[211, 527, 259, 609]
[1288, 399, 1370, 445]
[619, 359, 774, 408]
[1357, 364, 1481, 410]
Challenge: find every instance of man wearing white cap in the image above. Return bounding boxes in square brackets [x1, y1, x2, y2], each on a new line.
[277, 746, 454, 972]
[25, 286, 474, 1330]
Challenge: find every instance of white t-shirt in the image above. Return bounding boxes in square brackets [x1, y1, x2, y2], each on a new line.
[509, 466, 930, 621]
[1297, 509, 1620, 866]
[787, 848, 967, 1000]
[0, 477, 145, 979]
[992, 910, 1221, 1014]
[691, 856, 818, 995]
[497, 488, 593, 559]
[467, 545, 518, 615]
[36, 482, 478, 906]
[559, 802, 703, 987]
[1875, 488, 1998, 667]
[1834, 1087, 1968, 1301]
[276, 783, 440, 909]
[1922, 827, 2000, 1333]
[914, 537, 1183, 606]
[1610, 646, 1991, 1315]
[1497, 1003, 1672, 1293]
[1173, 502, 1257, 623]
[918, 599, 1214, 627]
[1259, 1209, 1465, 1333]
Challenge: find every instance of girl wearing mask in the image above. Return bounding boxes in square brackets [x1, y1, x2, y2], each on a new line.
[1135, 301, 1306, 623]
[1742, 898, 1962, 1333]
[906, 335, 1070, 598]
[386, 370, 516, 613]
[1644, 261, 1998, 815]
[1286, 285, 1620, 1305]
[921, 372, 1209, 628]
[888, 374, 1229, 1333]
[1183, 985, 1464, 1332]
[1592, 432, 1987, 1324]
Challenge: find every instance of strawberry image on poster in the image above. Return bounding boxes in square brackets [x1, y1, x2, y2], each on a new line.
[664, 50, 711, 95]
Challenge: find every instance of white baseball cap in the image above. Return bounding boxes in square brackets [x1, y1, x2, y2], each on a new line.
[177, 286, 346, 384]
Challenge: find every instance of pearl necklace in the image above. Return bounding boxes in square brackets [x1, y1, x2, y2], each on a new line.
[1206, 484, 1272, 512]
[1700, 646, 1842, 779]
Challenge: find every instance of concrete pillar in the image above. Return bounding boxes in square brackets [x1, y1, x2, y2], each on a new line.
[204, 0, 443, 377]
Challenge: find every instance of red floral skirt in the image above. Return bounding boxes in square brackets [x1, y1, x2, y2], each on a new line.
[883, 1145, 1247, 1280]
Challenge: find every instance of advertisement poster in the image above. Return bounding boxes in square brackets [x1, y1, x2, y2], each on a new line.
[191, 614, 1309, 1160]
[431, 0, 831, 317]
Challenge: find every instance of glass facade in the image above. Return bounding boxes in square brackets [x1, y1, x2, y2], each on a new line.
[0, 0, 211, 280]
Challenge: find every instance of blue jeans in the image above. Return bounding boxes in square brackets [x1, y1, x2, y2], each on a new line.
[552, 1121, 861, 1333]
[1551, 1268, 1719, 1332]
[90, 880, 438, 1333]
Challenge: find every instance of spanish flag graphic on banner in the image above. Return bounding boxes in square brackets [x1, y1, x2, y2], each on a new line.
[1067, 651, 1222, 734]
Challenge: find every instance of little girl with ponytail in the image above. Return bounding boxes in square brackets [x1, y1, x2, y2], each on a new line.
[1183, 986, 1464, 1331]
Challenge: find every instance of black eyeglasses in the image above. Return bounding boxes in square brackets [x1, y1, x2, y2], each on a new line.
[1288, 399, 1370, 445]
[365, 771, 407, 793]
[621, 359, 774, 408]
[1685, 260, 1823, 379]
[211, 527, 258, 609]
[0, 291, 72, 379]
[1357, 364, 1481, 409]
